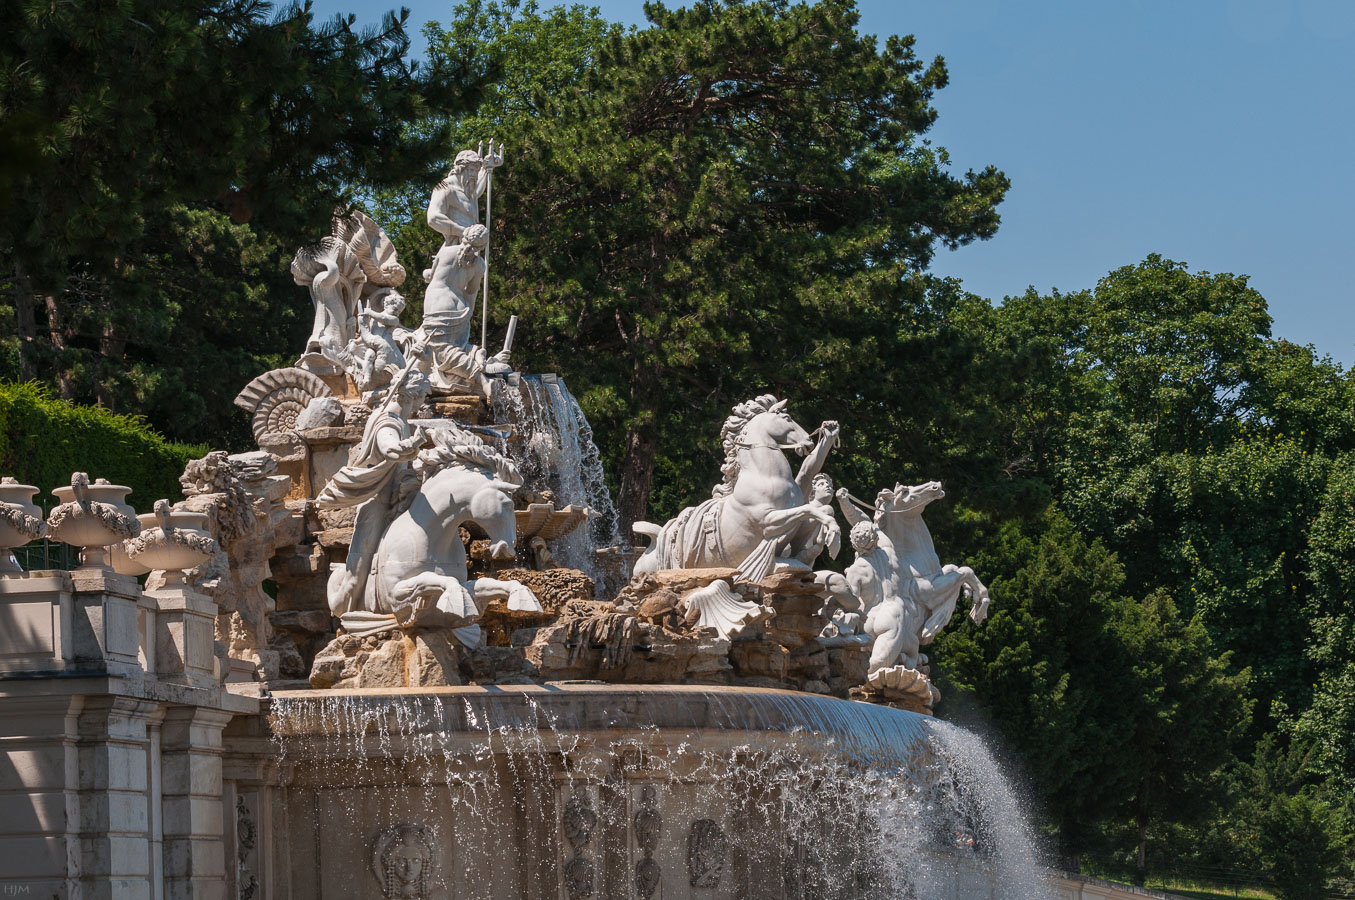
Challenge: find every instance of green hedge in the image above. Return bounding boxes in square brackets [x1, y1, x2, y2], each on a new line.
[0, 382, 208, 513]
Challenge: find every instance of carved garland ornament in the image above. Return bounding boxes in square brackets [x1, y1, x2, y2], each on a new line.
[124, 525, 219, 557]
[562, 792, 597, 899]
[0, 504, 46, 541]
[633, 786, 662, 899]
[46, 499, 140, 539]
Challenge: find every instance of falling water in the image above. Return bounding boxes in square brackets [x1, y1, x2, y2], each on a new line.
[492, 375, 625, 586]
[268, 687, 1054, 899]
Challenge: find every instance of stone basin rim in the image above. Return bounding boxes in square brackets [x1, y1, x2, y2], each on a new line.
[269, 683, 891, 701]
[264, 683, 935, 766]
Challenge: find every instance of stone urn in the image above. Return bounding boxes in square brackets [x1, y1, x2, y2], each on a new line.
[124, 500, 218, 585]
[0, 477, 47, 573]
[109, 512, 159, 578]
[48, 473, 141, 570]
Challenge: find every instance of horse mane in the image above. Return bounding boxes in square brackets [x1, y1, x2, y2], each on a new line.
[712, 394, 781, 498]
[419, 428, 523, 487]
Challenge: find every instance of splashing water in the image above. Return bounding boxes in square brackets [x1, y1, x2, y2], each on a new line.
[268, 686, 1054, 899]
[492, 375, 625, 587]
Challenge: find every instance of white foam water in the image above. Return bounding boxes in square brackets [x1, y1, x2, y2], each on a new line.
[492, 375, 625, 590]
[269, 689, 1054, 899]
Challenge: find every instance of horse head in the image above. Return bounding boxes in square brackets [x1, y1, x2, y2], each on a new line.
[878, 481, 945, 517]
[467, 477, 519, 561]
[739, 397, 814, 455]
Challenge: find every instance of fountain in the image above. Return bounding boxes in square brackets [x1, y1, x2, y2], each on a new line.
[0, 142, 1087, 900]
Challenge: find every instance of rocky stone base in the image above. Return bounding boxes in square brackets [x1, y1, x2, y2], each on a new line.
[299, 567, 930, 712]
[308, 630, 536, 689]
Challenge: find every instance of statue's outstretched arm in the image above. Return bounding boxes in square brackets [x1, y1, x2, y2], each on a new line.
[795, 420, 839, 495]
[836, 488, 868, 528]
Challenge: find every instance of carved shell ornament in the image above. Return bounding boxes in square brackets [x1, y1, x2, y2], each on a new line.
[563, 792, 598, 848]
[233, 367, 334, 445]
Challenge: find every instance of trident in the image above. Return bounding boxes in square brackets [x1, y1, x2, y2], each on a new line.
[479, 139, 501, 350]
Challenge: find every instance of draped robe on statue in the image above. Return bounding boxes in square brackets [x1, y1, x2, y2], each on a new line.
[317, 408, 417, 615]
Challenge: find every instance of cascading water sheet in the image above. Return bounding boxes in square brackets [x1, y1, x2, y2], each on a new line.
[267, 686, 1054, 899]
[492, 375, 626, 590]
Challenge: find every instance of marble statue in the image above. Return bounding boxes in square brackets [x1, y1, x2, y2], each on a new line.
[318, 361, 432, 616]
[317, 365, 541, 635]
[417, 223, 509, 397]
[780, 471, 841, 567]
[427, 142, 503, 246]
[356, 288, 412, 393]
[292, 210, 405, 376]
[419, 143, 513, 397]
[632, 396, 838, 582]
[840, 482, 991, 680]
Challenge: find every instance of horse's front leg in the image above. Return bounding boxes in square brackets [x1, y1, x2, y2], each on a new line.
[917, 573, 965, 645]
[465, 577, 544, 614]
[945, 564, 992, 624]
[761, 502, 836, 540]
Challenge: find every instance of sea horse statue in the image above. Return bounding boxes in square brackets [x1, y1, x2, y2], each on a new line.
[631, 395, 839, 582]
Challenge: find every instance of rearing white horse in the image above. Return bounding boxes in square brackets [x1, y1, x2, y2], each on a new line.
[632, 395, 838, 582]
[872, 481, 991, 645]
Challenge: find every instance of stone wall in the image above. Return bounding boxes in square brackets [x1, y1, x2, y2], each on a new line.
[0, 564, 258, 899]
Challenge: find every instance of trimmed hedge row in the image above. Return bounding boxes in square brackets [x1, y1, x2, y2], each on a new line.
[0, 382, 208, 513]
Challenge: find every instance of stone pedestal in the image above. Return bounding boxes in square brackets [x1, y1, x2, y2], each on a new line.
[77, 695, 160, 900]
[161, 708, 232, 900]
[149, 585, 219, 686]
[0, 561, 257, 900]
[71, 568, 143, 677]
[0, 570, 74, 673]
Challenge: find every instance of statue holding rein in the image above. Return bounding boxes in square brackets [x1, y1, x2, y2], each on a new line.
[631, 395, 839, 582]
[858, 481, 991, 652]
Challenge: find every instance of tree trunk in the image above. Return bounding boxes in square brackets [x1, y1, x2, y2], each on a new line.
[1134, 781, 1148, 886]
[1058, 813, 1082, 873]
[12, 266, 38, 382]
[43, 293, 75, 398]
[617, 426, 658, 532]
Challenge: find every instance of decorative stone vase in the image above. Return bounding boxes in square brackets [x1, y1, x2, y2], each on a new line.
[124, 500, 218, 585]
[48, 473, 140, 570]
[0, 477, 47, 573]
[109, 513, 159, 578]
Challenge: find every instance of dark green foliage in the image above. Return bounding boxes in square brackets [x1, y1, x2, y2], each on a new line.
[0, 382, 203, 510]
[1, 0, 480, 444]
[424, 0, 1007, 523]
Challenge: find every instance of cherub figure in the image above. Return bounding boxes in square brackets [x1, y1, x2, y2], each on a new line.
[356, 288, 412, 392]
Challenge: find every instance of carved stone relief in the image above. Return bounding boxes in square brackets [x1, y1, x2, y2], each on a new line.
[235, 795, 258, 900]
[633, 786, 662, 899]
[562, 791, 597, 899]
[686, 818, 727, 889]
[371, 823, 438, 899]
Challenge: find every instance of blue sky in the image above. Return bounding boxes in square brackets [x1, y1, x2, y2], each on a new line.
[312, 0, 1355, 366]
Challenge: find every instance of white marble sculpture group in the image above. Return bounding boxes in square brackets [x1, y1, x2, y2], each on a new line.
[293, 141, 511, 400]
[1, 141, 990, 709]
[284, 142, 990, 699]
[633, 395, 991, 701]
